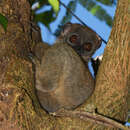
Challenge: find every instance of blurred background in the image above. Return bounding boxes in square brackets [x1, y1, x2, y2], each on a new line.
[31, 0, 117, 75]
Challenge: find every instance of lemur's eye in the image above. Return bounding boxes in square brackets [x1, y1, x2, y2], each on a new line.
[69, 35, 78, 43]
[84, 42, 92, 51]
[68, 34, 80, 45]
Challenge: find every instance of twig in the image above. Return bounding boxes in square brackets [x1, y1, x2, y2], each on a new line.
[59, 1, 107, 44]
[51, 109, 128, 130]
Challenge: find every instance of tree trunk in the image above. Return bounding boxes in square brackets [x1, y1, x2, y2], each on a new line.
[0, 0, 50, 130]
[86, 0, 130, 129]
[0, 0, 129, 130]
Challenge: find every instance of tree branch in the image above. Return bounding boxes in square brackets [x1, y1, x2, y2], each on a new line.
[51, 109, 129, 130]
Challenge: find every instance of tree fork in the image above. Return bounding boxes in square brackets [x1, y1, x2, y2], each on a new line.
[0, 0, 129, 130]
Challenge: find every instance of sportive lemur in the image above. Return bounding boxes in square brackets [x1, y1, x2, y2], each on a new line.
[33, 22, 102, 112]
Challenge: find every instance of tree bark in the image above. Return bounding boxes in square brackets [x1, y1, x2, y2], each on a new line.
[0, 0, 129, 130]
[86, 0, 130, 129]
[0, 0, 50, 130]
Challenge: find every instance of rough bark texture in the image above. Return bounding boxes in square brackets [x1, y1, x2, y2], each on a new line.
[94, 0, 129, 119]
[0, 0, 129, 130]
[0, 0, 54, 130]
[85, 0, 129, 129]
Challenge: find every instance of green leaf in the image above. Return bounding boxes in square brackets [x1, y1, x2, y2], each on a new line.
[128, 118, 130, 123]
[39, 0, 48, 8]
[34, 10, 56, 29]
[48, 0, 59, 15]
[90, 5, 101, 15]
[0, 13, 8, 31]
[96, 0, 113, 6]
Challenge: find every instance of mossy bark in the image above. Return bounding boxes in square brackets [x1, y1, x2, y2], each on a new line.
[0, 0, 129, 130]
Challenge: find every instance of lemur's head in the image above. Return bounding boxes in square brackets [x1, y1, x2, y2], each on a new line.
[57, 22, 102, 61]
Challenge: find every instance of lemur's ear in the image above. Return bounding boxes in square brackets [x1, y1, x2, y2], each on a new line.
[61, 22, 72, 36]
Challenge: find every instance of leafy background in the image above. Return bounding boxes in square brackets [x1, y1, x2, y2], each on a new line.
[32, 0, 116, 54]
[31, 0, 117, 76]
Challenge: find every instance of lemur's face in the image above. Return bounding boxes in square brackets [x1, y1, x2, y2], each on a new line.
[58, 23, 102, 61]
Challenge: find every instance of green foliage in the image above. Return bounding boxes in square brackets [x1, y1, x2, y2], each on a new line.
[90, 5, 101, 15]
[94, 6, 113, 26]
[33, 0, 115, 34]
[0, 13, 8, 31]
[33, 0, 59, 30]
[96, 0, 113, 6]
[128, 118, 130, 123]
[48, 0, 59, 15]
[39, 0, 48, 5]
[61, 0, 77, 25]
[34, 10, 55, 29]
[78, 0, 113, 27]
